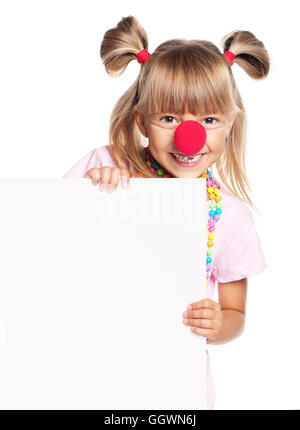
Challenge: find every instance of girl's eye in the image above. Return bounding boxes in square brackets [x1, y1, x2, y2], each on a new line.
[160, 116, 177, 124]
[203, 117, 218, 126]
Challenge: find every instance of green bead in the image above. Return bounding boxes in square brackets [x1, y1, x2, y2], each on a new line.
[216, 202, 222, 209]
[157, 168, 164, 175]
[206, 249, 213, 256]
[209, 201, 216, 208]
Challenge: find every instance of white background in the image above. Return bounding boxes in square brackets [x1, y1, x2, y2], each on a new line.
[0, 0, 299, 409]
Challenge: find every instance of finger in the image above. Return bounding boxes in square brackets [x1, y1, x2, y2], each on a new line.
[106, 167, 121, 193]
[182, 308, 215, 320]
[187, 299, 220, 312]
[190, 327, 217, 340]
[99, 166, 113, 192]
[119, 168, 131, 189]
[84, 168, 101, 185]
[183, 317, 220, 330]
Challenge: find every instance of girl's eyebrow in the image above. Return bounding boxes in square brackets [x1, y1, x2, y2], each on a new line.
[155, 112, 176, 116]
[156, 112, 222, 117]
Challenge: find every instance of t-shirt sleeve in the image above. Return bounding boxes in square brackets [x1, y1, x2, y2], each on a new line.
[62, 146, 117, 178]
[212, 209, 267, 283]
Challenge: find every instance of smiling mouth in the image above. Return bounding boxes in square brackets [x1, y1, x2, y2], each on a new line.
[170, 152, 207, 162]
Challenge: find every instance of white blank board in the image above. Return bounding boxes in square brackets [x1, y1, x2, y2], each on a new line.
[0, 178, 207, 409]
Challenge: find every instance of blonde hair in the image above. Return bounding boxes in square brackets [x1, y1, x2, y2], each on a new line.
[100, 15, 270, 214]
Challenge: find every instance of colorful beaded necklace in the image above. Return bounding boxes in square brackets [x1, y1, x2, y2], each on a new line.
[136, 147, 223, 286]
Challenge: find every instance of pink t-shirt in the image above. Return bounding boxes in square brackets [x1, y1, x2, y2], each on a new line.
[63, 144, 267, 409]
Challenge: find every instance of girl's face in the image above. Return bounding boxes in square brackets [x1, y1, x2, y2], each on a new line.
[133, 106, 236, 178]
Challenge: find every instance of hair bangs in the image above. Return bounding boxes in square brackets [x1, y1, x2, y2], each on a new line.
[138, 53, 237, 117]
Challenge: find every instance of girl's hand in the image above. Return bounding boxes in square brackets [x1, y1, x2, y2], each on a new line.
[182, 299, 223, 342]
[84, 167, 131, 192]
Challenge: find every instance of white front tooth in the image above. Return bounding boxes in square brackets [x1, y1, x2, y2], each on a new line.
[173, 153, 201, 162]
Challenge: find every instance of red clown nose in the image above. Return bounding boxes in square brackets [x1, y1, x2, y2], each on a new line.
[174, 120, 207, 155]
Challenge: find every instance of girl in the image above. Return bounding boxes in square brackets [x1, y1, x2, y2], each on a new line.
[63, 16, 270, 409]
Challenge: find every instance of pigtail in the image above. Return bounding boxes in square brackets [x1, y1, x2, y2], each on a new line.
[213, 30, 271, 215]
[221, 30, 270, 79]
[100, 16, 150, 174]
[100, 15, 149, 77]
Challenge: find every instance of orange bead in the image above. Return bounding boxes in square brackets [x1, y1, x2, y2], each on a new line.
[146, 160, 152, 167]
[207, 240, 214, 247]
[201, 173, 207, 178]
[215, 196, 221, 202]
[209, 193, 216, 200]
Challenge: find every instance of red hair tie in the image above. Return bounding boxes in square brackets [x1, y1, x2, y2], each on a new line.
[223, 50, 236, 66]
[136, 49, 151, 63]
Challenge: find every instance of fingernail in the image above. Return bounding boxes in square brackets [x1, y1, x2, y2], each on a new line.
[100, 184, 107, 192]
[120, 176, 128, 189]
[107, 185, 114, 193]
